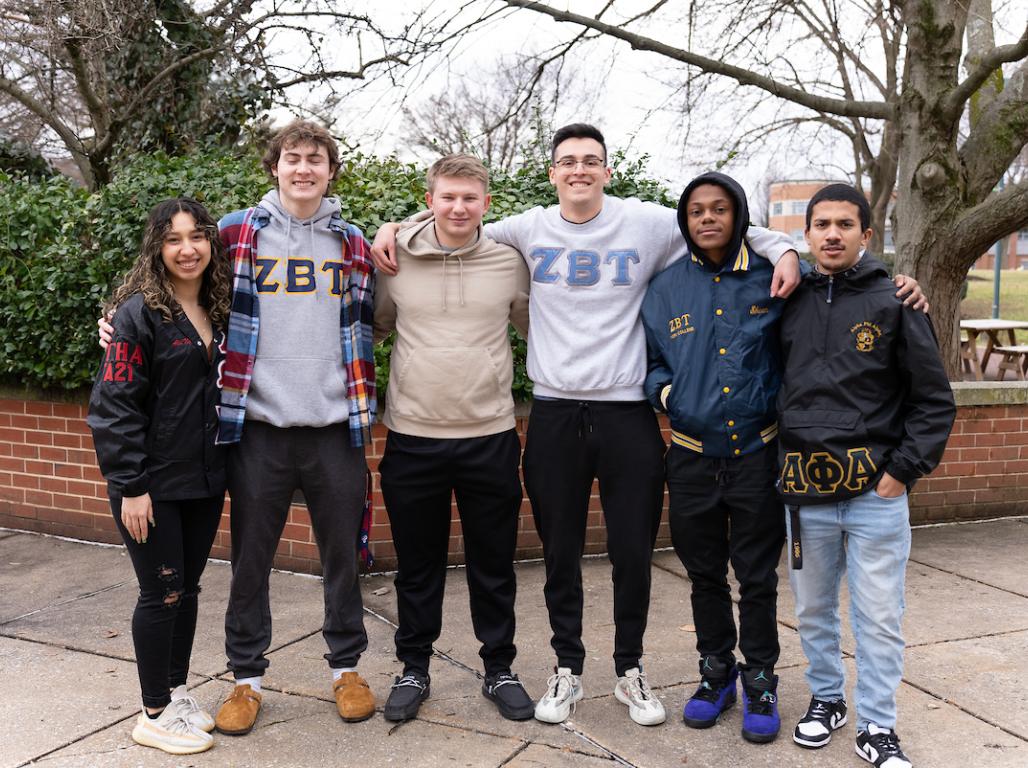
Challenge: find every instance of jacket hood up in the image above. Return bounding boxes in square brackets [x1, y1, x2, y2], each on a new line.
[676, 171, 750, 267]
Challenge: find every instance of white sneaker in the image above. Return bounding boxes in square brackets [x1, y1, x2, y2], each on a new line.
[534, 667, 584, 724]
[169, 684, 216, 732]
[131, 709, 214, 755]
[614, 667, 666, 726]
[856, 723, 912, 768]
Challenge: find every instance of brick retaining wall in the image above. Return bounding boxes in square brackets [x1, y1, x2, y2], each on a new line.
[1, 382, 1025, 573]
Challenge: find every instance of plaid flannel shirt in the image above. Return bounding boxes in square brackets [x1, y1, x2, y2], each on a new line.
[215, 205, 377, 448]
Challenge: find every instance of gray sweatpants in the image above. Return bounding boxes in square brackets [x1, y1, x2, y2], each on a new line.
[224, 420, 368, 678]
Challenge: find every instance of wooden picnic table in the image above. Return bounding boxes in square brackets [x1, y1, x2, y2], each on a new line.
[959, 319, 1028, 380]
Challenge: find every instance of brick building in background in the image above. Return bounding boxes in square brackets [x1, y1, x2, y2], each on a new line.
[972, 230, 1028, 270]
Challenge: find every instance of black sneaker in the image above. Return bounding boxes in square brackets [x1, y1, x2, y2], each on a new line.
[384, 672, 430, 722]
[856, 724, 912, 768]
[482, 671, 534, 720]
[794, 696, 848, 748]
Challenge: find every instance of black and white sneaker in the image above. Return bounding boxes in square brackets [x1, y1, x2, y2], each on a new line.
[856, 724, 912, 768]
[384, 672, 430, 722]
[793, 696, 848, 748]
[483, 671, 535, 720]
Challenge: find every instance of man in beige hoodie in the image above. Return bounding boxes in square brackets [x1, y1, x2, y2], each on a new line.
[373, 155, 533, 723]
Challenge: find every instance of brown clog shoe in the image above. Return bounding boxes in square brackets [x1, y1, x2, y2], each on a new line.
[333, 672, 376, 722]
[214, 684, 262, 735]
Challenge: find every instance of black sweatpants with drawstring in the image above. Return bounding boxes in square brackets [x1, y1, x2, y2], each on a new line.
[522, 398, 666, 677]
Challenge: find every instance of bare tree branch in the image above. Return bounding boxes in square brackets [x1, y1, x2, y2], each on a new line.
[949, 180, 1028, 266]
[500, 0, 895, 119]
[94, 45, 224, 158]
[945, 21, 1028, 122]
[959, 63, 1028, 203]
[0, 73, 91, 183]
[272, 55, 410, 88]
[61, 35, 108, 134]
[1, 0, 449, 187]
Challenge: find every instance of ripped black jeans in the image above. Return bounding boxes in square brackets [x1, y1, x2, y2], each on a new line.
[111, 495, 223, 708]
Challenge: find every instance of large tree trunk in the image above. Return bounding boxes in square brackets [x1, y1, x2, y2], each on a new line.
[894, 0, 970, 379]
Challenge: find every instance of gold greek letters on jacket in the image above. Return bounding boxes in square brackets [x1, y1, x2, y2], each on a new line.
[780, 447, 877, 495]
[669, 313, 695, 339]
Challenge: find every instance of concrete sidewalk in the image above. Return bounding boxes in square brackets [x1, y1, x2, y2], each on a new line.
[1, 517, 1026, 768]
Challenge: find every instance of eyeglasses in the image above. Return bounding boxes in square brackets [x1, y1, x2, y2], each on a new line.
[553, 156, 606, 170]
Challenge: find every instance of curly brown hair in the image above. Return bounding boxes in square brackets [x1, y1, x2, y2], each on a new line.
[106, 198, 231, 328]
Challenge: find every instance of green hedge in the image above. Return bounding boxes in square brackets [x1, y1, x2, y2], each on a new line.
[0, 149, 672, 396]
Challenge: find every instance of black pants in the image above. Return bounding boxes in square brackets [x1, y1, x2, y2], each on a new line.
[523, 399, 665, 676]
[380, 429, 522, 677]
[224, 421, 368, 678]
[112, 495, 223, 709]
[666, 443, 784, 669]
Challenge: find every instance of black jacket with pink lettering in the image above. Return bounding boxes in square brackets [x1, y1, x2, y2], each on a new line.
[88, 293, 226, 500]
[776, 255, 955, 504]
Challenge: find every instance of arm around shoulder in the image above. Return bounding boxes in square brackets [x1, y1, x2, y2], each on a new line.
[747, 226, 797, 265]
[373, 274, 397, 344]
[509, 256, 530, 338]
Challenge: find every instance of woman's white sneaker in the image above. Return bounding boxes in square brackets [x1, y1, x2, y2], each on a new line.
[131, 708, 214, 755]
[614, 667, 666, 726]
[169, 685, 215, 732]
[534, 667, 584, 723]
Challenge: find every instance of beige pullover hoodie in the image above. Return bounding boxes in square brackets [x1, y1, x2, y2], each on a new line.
[374, 215, 530, 438]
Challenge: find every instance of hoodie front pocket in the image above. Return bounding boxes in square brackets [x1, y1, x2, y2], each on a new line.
[390, 347, 506, 423]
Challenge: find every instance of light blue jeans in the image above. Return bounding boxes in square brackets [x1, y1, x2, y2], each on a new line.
[786, 489, 911, 731]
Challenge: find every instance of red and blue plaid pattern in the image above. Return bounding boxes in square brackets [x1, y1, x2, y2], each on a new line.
[215, 205, 377, 448]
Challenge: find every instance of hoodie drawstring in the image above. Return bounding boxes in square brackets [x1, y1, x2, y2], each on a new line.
[441, 253, 448, 311]
[439, 253, 466, 311]
[457, 257, 465, 307]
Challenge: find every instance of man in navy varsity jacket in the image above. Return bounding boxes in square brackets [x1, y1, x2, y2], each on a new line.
[642, 171, 788, 744]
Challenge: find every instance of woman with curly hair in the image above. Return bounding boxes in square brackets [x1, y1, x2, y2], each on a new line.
[88, 198, 232, 755]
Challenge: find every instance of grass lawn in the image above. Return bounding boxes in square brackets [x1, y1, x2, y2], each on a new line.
[962, 269, 1028, 344]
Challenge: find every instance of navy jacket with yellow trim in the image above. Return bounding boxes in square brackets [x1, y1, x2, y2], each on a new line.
[642, 172, 785, 458]
[776, 255, 955, 504]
